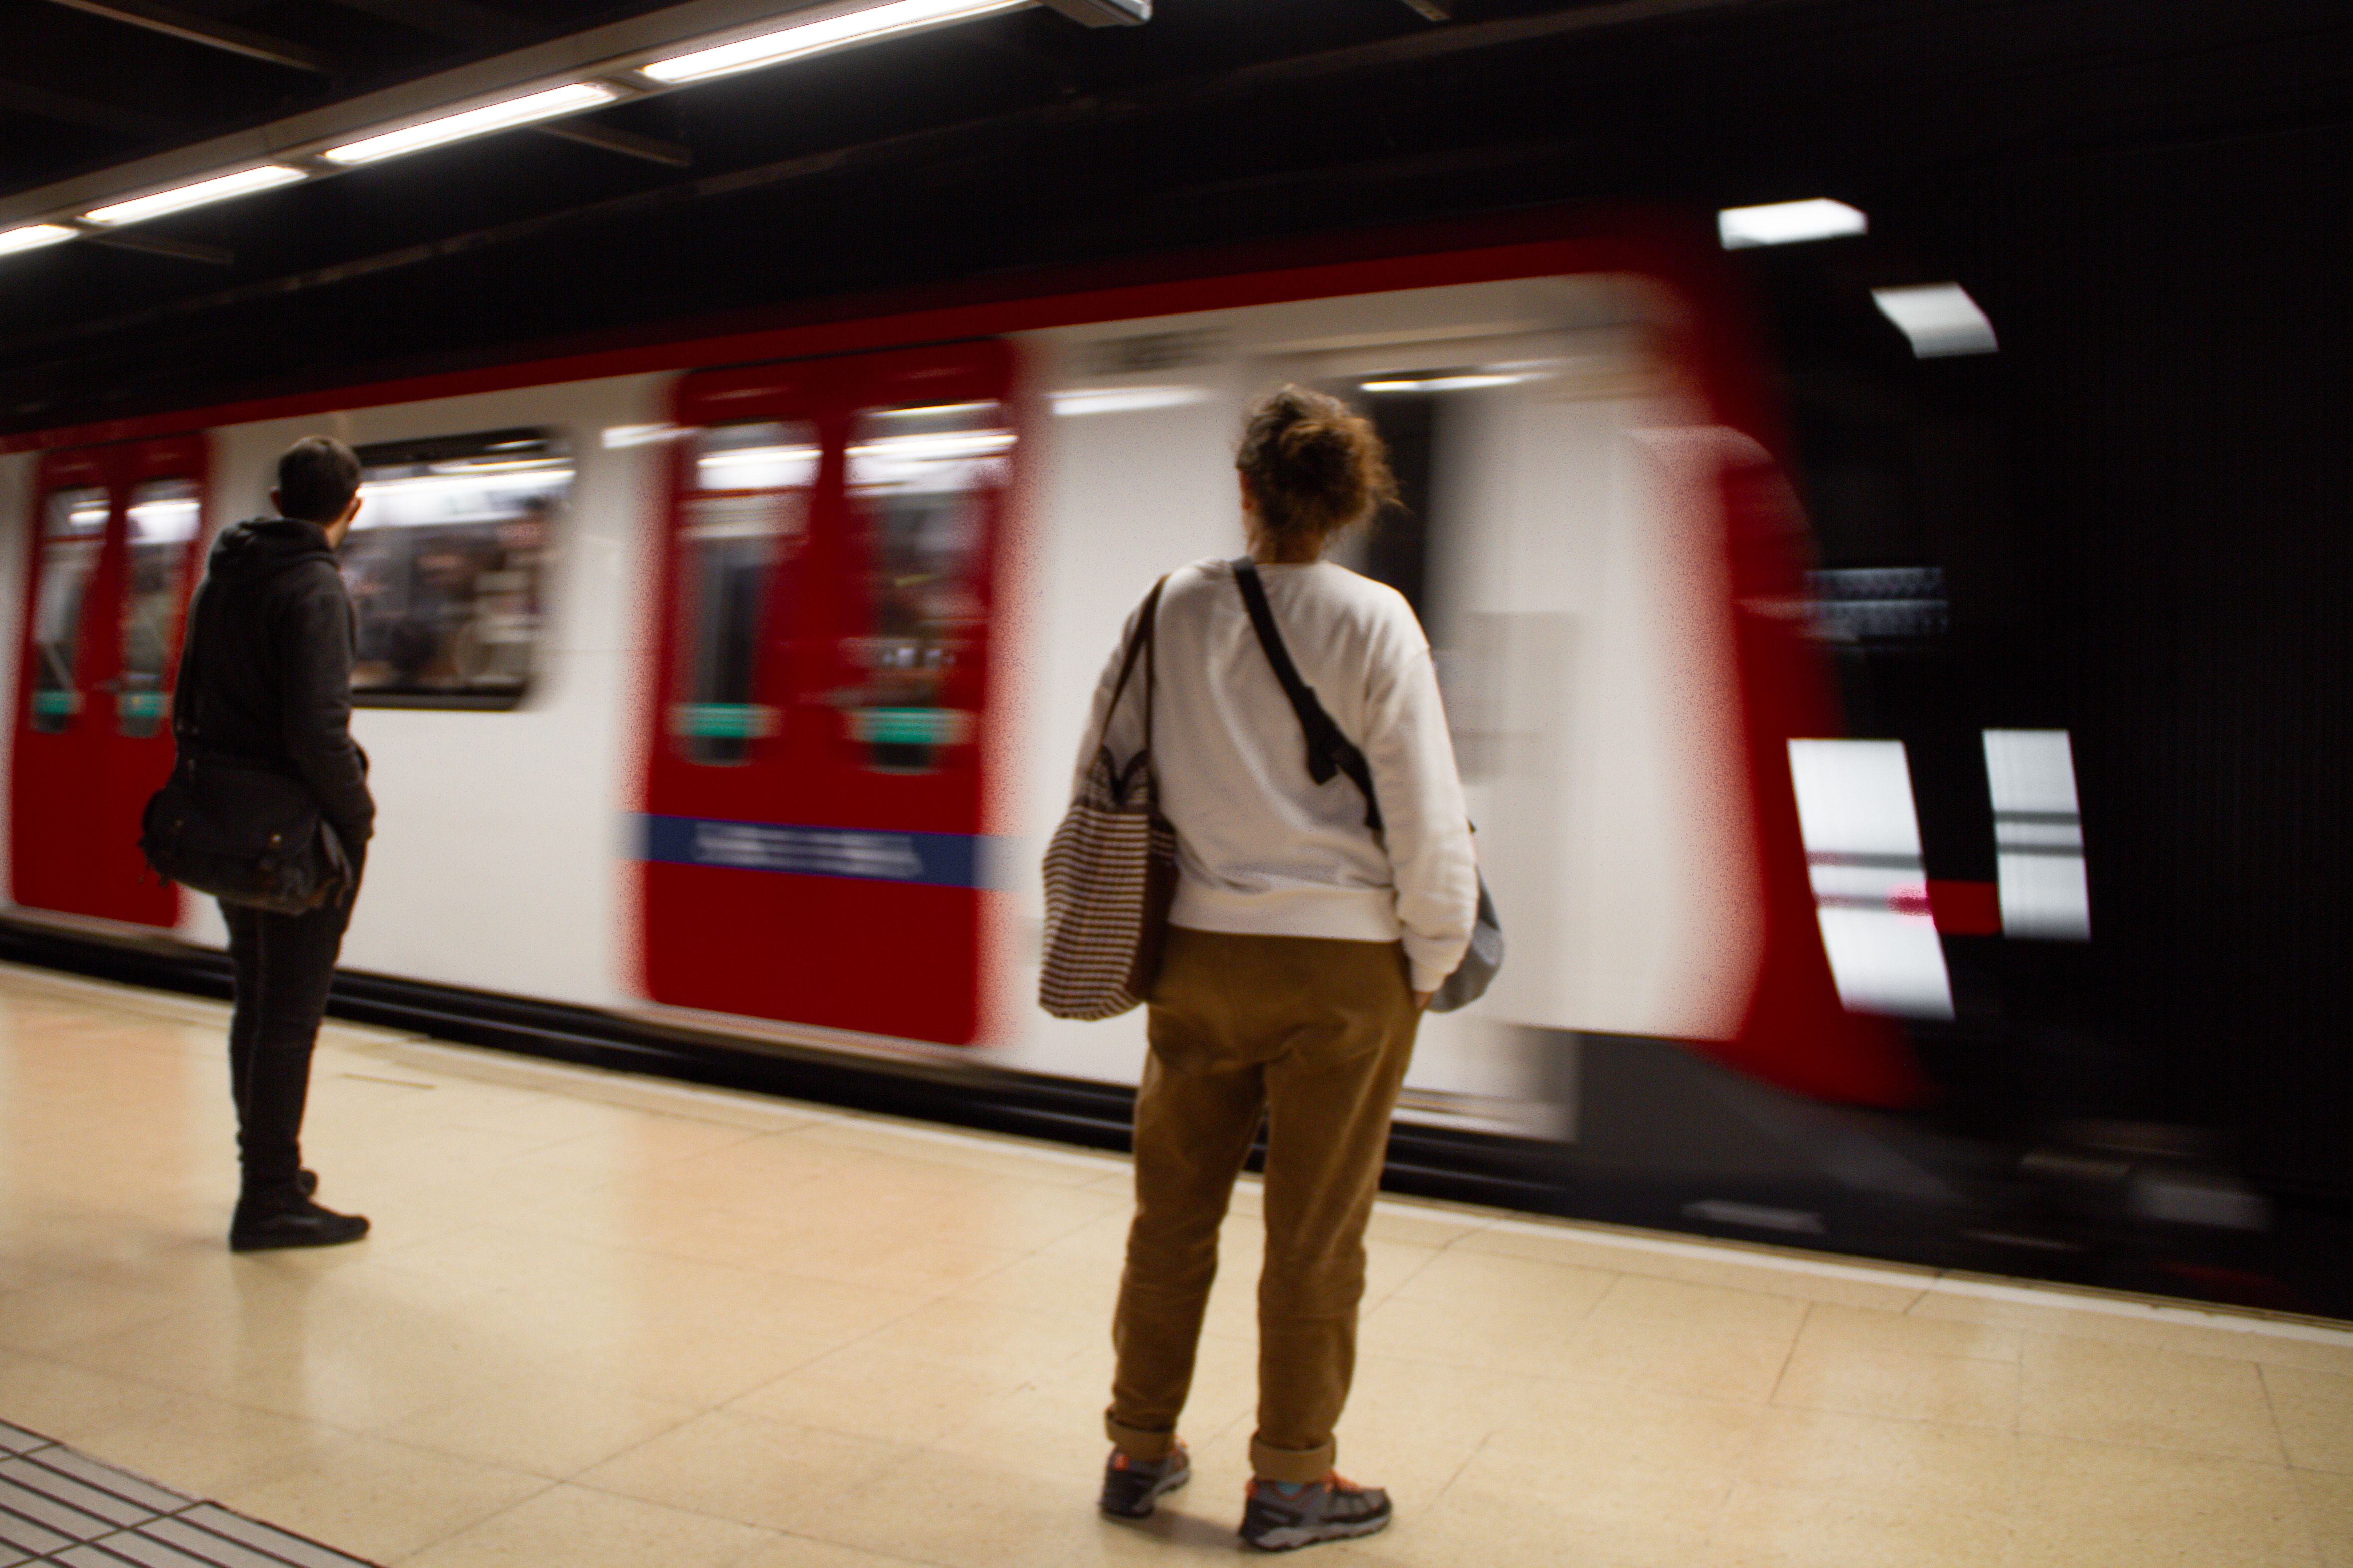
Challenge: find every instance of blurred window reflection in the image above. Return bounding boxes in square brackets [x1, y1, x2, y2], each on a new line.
[1788, 738, 1956, 1019]
[1984, 729, 2091, 939]
[117, 478, 201, 738]
[842, 400, 1007, 772]
[30, 486, 108, 734]
[673, 421, 817, 765]
[344, 429, 569, 710]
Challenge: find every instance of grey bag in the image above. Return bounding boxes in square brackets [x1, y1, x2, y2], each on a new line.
[1230, 559, 1501, 1012]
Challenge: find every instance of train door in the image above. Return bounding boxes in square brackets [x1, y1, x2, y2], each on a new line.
[639, 341, 1012, 1044]
[11, 435, 208, 926]
[1296, 332, 1911, 1106]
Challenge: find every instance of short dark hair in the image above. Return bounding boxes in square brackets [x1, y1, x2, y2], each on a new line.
[1235, 386, 1397, 553]
[276, 436, 362, 523]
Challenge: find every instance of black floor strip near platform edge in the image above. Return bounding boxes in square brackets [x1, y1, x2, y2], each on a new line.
[0, 1418, 375, 1566]
[0, 916, 1565, 1216]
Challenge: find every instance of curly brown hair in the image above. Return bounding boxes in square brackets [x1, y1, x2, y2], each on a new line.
[1235, 385, 1398, 558]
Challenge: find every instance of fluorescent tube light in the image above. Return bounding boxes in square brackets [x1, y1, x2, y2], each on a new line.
[698, 445, 823, 467]
[1873, 283, 1998, 357]
[601, 423, 690, 448]
[323, 83, 619, 166]
[0, 224, 77, 258]
[1050, 386, 1210, 416]
[1361, 374, 1528, 393]
[84, 165, 307, 226]
[869, 401, 1000, 420]
[1718, 198, 1867, 249]
[847, 430, 1016, 460]
[644, 0, 1030, 84]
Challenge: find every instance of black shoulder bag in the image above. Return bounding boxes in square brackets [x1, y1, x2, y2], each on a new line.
[138, 579, 354, 916]
[1230, 557, 1502, 1013]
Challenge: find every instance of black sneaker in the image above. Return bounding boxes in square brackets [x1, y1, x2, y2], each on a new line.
[1240, 1473, 1392, 1551]
[230, 1197, 369, 1253]
[1099, 1441, 1190, 1518]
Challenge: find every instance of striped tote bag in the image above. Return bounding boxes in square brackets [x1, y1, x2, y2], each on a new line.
[1040, 578, 1176, 1020]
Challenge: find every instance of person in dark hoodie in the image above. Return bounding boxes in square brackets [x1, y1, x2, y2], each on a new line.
[175, 436, 377, 1251]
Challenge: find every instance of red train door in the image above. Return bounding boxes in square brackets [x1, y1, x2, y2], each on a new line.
[638, 341, 1013, 1044]
[12, 435, 209, 926]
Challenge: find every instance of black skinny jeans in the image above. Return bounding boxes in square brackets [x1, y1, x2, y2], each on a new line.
[221, 874, 358, 1203]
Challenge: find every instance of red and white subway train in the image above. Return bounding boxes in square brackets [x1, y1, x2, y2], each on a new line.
[0, 214, 1953, 1149]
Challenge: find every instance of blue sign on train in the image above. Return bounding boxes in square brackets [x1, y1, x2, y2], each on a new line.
[639, 814, 983, 889]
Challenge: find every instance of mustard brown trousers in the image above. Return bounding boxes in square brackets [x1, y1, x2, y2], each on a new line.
[1105, 925, 1420, 1484]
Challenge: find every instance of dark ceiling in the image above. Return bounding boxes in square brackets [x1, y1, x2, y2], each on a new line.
[0, 0, 2347, 432]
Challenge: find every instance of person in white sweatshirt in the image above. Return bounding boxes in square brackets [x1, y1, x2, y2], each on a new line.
[1088, 386, 1479, 1551]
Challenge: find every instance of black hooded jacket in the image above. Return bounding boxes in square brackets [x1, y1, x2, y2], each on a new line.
[172, 518, 375, 845]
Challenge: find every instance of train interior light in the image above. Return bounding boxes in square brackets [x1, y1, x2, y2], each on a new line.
[1872, 283, 1999, 357]
[602, 424, 691, 448]
[82, 166, 307, 227]
[125, 488, 200, 545]
[695, 433, 822, 491]
[1049, 387, 1212, 416]
[642, 0, 1033, 86]
[1359, 372, 1534, 392]
[322, 85, 620, 167]
[1717, 198, 1868, 249]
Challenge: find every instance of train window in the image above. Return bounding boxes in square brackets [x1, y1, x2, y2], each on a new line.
[30, 487, 108, 734]
[116, 478, 200, 738]
[342, 429, 570, 710]
[842, 400, 1008, 771]
[1337, 384, 1438, 625]
[672, 421, 817, 765]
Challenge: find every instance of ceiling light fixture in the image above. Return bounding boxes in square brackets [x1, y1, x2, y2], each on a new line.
[643, 0, 1030, 84]
[324, 83, 620, 166]
[83, 166, 307, 227]
[1718, 198, 1868, 249]
[0, 224, 78, 258]
[1872, 284, 1998, 357]
[17, 0, 1142, 257]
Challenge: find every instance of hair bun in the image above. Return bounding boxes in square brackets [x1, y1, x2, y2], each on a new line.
[1236, 388, 1398, 551]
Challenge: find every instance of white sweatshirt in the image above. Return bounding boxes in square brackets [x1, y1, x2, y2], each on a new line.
[1072, 557, 1479, 994]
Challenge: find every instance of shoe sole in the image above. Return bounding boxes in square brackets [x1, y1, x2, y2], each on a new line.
[229, 1228, 368, 1253]
[1099, 1462, 1190, 1519]
[1242, 1514, 1392, 1552]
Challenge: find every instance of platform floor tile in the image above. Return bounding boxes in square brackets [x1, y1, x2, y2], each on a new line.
[2, 959, 2351, 1565]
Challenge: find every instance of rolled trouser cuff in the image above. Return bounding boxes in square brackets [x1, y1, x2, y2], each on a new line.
[1105, 1409, 1178, 1460]
[1249, 1435, 1335, 1484]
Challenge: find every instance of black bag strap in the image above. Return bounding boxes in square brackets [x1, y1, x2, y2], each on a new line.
[1230, 558, 1383, 833]
[1095, 576, 1168, 760]
[171, 576, 211, 751]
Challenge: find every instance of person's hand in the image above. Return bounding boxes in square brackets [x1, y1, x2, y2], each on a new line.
[1412, 990, 1433, 1011]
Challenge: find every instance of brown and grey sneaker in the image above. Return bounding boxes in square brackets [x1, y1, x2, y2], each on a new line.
[1099, 1440, 1190, 1518]
[1239, 1472, 1392, 1551]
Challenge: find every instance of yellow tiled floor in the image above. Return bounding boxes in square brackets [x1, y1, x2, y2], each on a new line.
[1, 961, 2349, 1566]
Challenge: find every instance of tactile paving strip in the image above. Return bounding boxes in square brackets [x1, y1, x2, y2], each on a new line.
[0, 1420, 375, 1567]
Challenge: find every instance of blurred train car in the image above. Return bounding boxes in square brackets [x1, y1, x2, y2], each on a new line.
[0, 213, 2281, 1302]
